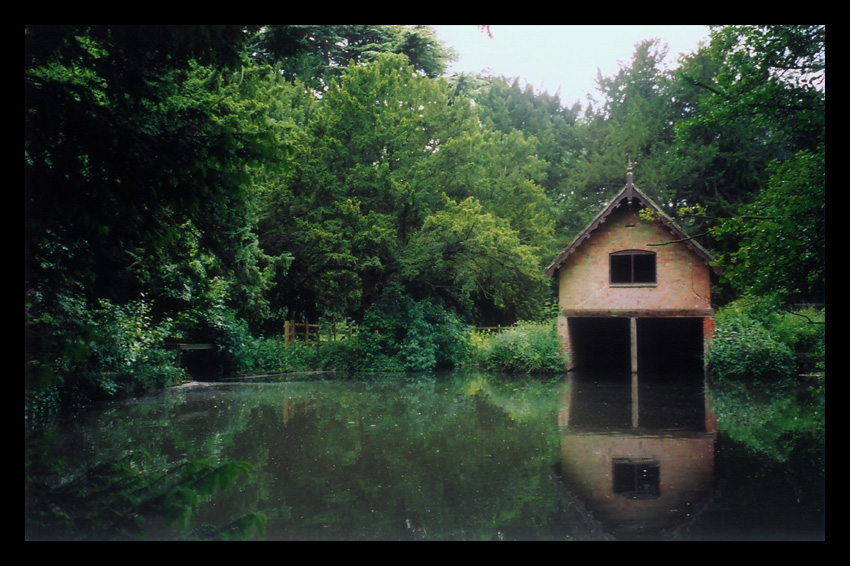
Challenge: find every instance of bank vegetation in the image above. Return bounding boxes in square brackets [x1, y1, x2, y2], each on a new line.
[26, 25, 824, 422]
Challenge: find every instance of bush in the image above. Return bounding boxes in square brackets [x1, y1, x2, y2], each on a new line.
[706, 309, 796, 382]
[770, 308, 825, 374]
[229, 332, 287, 374]
[354, 291, 472, 372]
[280, 341, 320, 372]
[87, 297, 186, 393]
[477, 321, 566, 374]
[25, 292, 188, 423]
[219, 322, 328, 376]
[317, 339, 358, 373]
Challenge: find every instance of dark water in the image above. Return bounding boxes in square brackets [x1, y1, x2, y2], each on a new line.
[25, 369, 824, 540]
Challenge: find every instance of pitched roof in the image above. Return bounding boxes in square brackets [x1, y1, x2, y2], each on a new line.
[545, 168, 721, 277]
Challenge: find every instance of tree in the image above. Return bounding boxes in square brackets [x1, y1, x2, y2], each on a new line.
[710, 147, 825, 304]
[25, 26, 289, 304]
[669, 26, 825, 234]
[557, 40, 683, 238]
[680, 25, 824, 153]
[25, 25, 291, 395]
[256, 54, 555, 324]
[400, 196, 549, 320]
[671, 25, 825, 304]
[247, 25, 455, 92]
[449, 74, 583, 237]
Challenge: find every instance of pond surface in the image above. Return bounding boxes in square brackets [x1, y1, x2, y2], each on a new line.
[26, 369, 824, 540]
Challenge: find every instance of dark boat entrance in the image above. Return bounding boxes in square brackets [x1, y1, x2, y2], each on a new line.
[568, 318, 631, 372]
[567, 317, 706, 374]
[637, 318, 705, 373]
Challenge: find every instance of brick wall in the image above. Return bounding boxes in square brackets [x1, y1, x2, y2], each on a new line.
[557, 204, 712, 313]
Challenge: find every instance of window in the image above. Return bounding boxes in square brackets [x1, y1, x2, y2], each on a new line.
[613, 459, 660, 499]
[610, 250, 656, 284]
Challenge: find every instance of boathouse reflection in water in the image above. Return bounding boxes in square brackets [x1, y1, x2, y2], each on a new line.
[558, 371, 717, 539]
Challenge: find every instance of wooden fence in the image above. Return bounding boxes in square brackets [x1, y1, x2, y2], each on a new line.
[282, 321, 507, 346]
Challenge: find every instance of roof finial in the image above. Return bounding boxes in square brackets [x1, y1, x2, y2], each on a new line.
[625, 156, 635, 202]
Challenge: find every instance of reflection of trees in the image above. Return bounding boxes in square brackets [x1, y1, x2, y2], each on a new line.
[227, 373, 595, 540]
[29, 373, 607, 540]
[26, 384, 269, 539]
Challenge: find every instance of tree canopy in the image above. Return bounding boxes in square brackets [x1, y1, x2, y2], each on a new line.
[25, 24, 825, 402]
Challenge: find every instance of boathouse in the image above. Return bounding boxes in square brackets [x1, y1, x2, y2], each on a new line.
[545, 167, 720, 373]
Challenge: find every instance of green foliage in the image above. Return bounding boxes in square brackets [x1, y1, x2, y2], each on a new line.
[89, 296, 185, 393]
[771, 310, 825, 373]
[710, 147, 825, 303]
[25, 25, 293, 414]
[160, 460, 257, 530]
[212, 313, 338, 375]
[706, 305, 801, 382]
[315, 339, 359, 373]
[477, 321, 566, 374]
[225, 329, 287, 375]
[557, 40, 685, 236]
[701, 298, 824, 465]
[258, 52, 555, 324]
[211, 293, 473, 376]
[401, 196, 550, 319]
[709, 376, 824, 463]
[25, 289, 185, 421]
[279, 341, 322, 373]
[25, 26, 287, 303]
[457, 74, 581, 193]
[248, 25, 454, 90]
[688, 25, 824, 152]
[24, 25, 827, 417]
[25, 448, 262, 540]
[354, 290, 472, 372]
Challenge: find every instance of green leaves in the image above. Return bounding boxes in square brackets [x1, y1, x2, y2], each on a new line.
[261, 52, 556, 322]
[249, 25, 453, 91]
[354, 290, 471, 372]
[401, 196, 547, 317]
[25, 448, 260, 540]
[477, 322, 566, 374]
[707, 315, 796, 382]
[710, 147, 825, 303]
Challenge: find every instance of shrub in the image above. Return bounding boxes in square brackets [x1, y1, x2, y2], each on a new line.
[231, 333, 288, 374]
[280, 341, 320, 372]
[88, 297, 186, 392]
[317, 339, 358, 373]
[354, 291, 472, 372]
[220, 324, 326, 376]
[706, 310, 796, 382]
[478, 321, 566, 374]
[771, 308, 825, 373]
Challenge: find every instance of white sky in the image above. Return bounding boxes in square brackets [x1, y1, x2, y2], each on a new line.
[432, 25, 711, 108]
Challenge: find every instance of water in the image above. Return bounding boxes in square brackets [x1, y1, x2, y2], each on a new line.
[25, 369, 824, 540]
